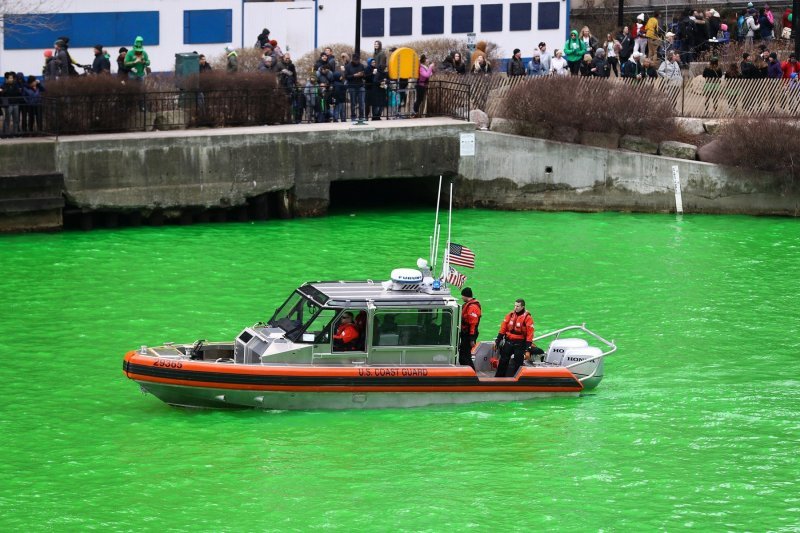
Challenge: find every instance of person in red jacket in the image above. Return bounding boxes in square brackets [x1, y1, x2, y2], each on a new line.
[333, 311, 360, 351]
[494, 299, 534, 377]
[782, 52, 799, 78]
[458, 287, 482, 369]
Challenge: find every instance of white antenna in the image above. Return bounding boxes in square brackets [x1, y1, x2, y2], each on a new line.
[441, 181, 453, 281]
[430, 176, 443, 267]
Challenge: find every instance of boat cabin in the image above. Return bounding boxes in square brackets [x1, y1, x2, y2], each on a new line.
[233, 281, 459, 366]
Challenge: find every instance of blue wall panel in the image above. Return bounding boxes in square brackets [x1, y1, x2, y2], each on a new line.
[538, 2, 561, 30]
[509, 3, 532, 31]
[451, 5, 474, 34]
[3, 11, 159, 50]
[481, 4, 503, 32]
[422, 6, 445, 35]
[362, 8, 385, 37]
[389, 7, 413, 36]
[184, 9, 233, 44]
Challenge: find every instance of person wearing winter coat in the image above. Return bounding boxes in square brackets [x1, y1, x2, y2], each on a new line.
[657, 50, 682, 82]
[507, 49, 526, 76]
[767, 52, 783, 78]
[621, 52, 644, 79]
[472, 55, 491, 74]
[91, 44, 111, 74]
[591, 49, 609, 77]
[745, 8, 760, 45]
[564, 30, 587, 74]
[602, 33, 621, 76]
[124, 36, 151, 79]
[21, 76, 43, 132]
[578, 53, 594, 76]
[618, 26, 634, 64]
[549, 49, 569, 76]
[525, 52, 545, 76]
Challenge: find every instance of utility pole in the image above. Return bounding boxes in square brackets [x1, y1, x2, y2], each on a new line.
[618, 0, 624, 29]
[355, 0, 362, 58]
[794, 0, 799, 58]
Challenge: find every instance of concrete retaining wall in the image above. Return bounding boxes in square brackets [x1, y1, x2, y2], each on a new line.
[457, 131, 799, 216]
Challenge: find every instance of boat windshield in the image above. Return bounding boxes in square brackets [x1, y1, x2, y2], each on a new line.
[268, 291, 324, 340]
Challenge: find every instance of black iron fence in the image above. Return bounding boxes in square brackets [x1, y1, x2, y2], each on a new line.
[0, 80, 471, 137]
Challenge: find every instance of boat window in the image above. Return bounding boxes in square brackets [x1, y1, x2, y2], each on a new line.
[373, 309, 453, 346]
[304, 308, 338, 344]
[268, 291, 323, 340]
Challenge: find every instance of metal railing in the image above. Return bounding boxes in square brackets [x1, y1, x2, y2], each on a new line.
[0, 81, 472, 137]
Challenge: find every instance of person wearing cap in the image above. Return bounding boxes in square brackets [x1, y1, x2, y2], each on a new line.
[564, 30, 586, 75]
[124, 37, 150, 80]
[116, 47, 130, 77]
[781, 52, 799, 78]
[507, 48, 525, 76]
[494, 299, 534, 378]
[91, 44, 110, 75]
[458, 288, 482, 369]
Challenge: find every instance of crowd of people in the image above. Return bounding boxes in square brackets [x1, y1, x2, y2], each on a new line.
[2, 6, 799, 136]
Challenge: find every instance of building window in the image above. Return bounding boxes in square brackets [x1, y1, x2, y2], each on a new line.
[3, 11, 160, 50]
[538, 2, 561, 30]
[183, 9, 232, 44]
[451, 5, 474, 34]
[481, 4, 503, 32]
[422, 6, 445, 35]
[362, 8, 384, 38]
[509, 3, 532, 31]
[390, 7, 412, 36]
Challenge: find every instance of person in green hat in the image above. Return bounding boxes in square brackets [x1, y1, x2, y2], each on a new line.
[564, 29, 587, 75]
[124, 36, 150, 80]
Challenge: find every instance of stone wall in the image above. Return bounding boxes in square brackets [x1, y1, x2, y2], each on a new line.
[457, 131, 799, 216]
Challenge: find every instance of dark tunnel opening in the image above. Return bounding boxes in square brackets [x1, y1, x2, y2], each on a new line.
[329, 177, 447, 212]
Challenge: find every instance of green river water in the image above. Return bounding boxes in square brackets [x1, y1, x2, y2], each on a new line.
[1, 209, 799, 531]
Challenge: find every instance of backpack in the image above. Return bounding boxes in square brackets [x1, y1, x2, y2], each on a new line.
[737, 16, 747, 37]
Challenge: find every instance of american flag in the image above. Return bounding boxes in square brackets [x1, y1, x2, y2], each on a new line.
[447, 266, 467, 288]
[448, 243, 475, 269]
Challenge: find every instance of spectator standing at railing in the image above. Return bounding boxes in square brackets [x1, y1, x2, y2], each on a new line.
[537, 42, 552, 73]
[198, 54, 212, 72]
[525, 52, 545, 76]
[345, 53, 366, 121]
[331, 71, 346, 122]
[22, 76, 43, 133]
[781, 53, 799, 78]
[621, 52, 643, 80]
[618, 26, 634, 64]
[579, 26, 599, 57]
[225, 46, 238, 73]
[471, 41, 488, 65]
[278, 53, 296, 88]
[642, 57, 658, 78]
[451, 52, 467, 74]
[591, 49, 609, 77]
[124, 37, 151, 80]
[677, 9, 695, 65]
[259, 54, 278, 73]
[767, 52, 783, 78]
[578, 53, 594, 76]
[412, 54, 433, 117]
[91, 45, 111, 75]
[373, 41, 387, 72]
[550, 49, 569, 76]
[602, 33, 621, 77]
[740, 53, 756, 78]
[116, 47, 131, 78]
[1, 72, 22, 136]
[644, 12, 661, 62]
[564, 30, 586, 75]
[270, 40, 284, 61]
[255, 29, 270, 50]
[507, 49, 525, 77]
[365, 58, 386, 120]
[658, 50, 682, 82]
[472, 55, 491, 74]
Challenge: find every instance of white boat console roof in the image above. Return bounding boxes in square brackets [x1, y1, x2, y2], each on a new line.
[300, 281, 457, 308]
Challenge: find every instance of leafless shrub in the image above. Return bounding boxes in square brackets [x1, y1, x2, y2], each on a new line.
[695, 40, 795, 65]
[211, 47, 268, 73]
[43, 75, 144, 133]
[188, 71, 288, 128]
[503, 76, 677, 142]
[714, 118, 800, 185]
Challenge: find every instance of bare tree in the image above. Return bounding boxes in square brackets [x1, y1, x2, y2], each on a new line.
[0, 0, 65, 39]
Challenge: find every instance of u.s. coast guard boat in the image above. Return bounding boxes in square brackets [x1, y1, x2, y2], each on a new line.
[122, 182, 616, 410]
[122, 264, 616, 410]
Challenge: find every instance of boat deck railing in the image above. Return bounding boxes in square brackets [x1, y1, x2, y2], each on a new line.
[534, 324, 617, 382]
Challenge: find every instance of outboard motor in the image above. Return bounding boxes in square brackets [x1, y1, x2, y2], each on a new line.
[562, 346, 604, 390]
[545, 338, 588, 365]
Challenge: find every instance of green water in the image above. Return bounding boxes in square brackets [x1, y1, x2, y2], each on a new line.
[2, 210, 799, 531]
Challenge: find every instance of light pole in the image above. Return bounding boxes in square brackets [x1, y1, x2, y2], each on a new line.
[355, 0, 362, 58]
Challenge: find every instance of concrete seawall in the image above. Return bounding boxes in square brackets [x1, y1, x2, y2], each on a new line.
[1, 121, 798, 231]
[458, 132, 798, 216]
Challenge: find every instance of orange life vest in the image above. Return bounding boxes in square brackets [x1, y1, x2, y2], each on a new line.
[460, 299, 482, 335]
[499, 310, 533, 343]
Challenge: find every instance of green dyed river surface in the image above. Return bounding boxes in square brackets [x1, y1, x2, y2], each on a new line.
[2, 210, 799, 531]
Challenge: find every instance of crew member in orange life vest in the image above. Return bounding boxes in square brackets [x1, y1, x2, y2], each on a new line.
[333, 311, 360, 351]
[494, 298, 534, 377]
[458, 287, 481, 368]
